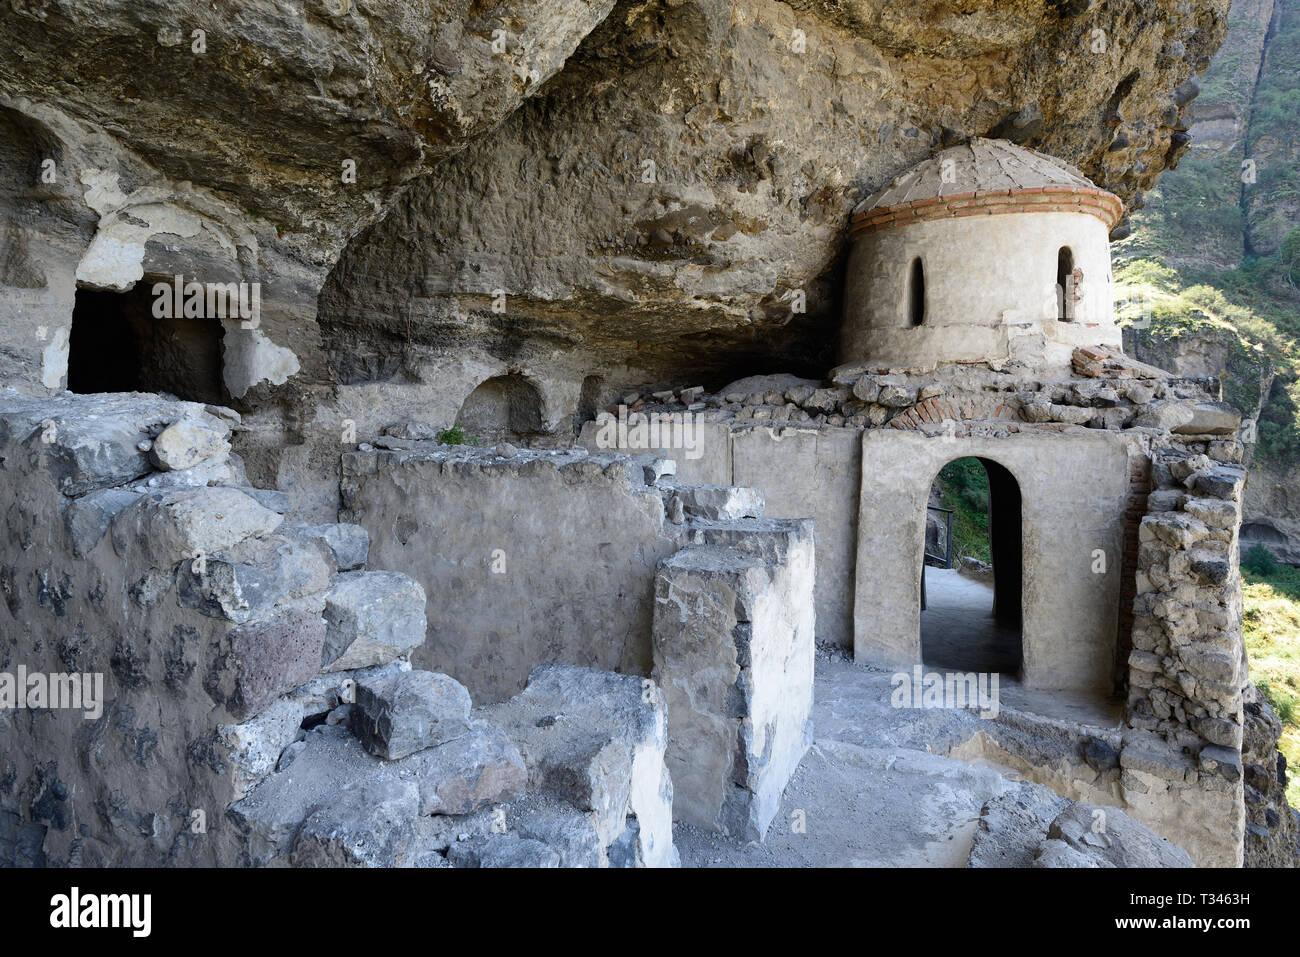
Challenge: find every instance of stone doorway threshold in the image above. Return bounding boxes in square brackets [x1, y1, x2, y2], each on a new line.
[674, 649, 1123, 867]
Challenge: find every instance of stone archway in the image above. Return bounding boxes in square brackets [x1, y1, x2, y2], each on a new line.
[919, 455, 1023, 677]
[456, 373, 545, 438]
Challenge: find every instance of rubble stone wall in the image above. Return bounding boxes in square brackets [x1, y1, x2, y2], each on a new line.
[1122, 433, 1250, 866]
[0, 390, 416, 865]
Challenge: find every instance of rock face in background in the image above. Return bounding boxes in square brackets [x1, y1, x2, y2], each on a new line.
[0, 0, 617, 242]
[1124, 323, 1273, 428]
[1125, 0, 1277, 269]
[0, 0, 1231, 511]
[1117, 0, 1300, 266]
[1117, 0, 1300, 564]
[320, 0, 1229, 397]
[1242, 0, 1300, 256]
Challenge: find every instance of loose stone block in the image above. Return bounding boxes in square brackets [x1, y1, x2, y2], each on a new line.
[178, 529, 334, 623]
[351, 670, 472, 760]
[149, 417, 231, 471]
[229, 723, 524, 864]
[671, 484, 763, 521]
[289, 779, 421, 867]
[446, 834, 561, 868]
[62, 486, 142, 557]
[214, 697, 306, 800]
[310, 522, 370, 571]
[413, 720, 528, 815]
[1037, 803, 1193, 868]
[1193, 465, 1246, 500]
[1173, 401, 1240, 436]
[484, 664, 677, 868]
[112, 486, 284, 569]
[322, 570, 427, 672]
[211, 605, 328, 721]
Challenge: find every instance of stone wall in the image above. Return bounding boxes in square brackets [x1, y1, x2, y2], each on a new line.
[0, 389, 694, 868]
[0, 389, 429, 865]
[855, 427, 1137, 692]
[572, 348, 1282, 864]
[339, 446, 689, 703]
[1122, 432, 1250, 866]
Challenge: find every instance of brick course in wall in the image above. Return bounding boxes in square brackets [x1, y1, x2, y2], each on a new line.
[848, 186, 1124, 239]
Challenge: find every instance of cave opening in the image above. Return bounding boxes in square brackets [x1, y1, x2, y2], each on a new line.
[67, 289, 141, 394]
[66, 285, 227, 404]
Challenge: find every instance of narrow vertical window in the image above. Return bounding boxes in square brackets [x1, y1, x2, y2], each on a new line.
[1056, 246, 1075, 321]
[908, 257, 926, 327]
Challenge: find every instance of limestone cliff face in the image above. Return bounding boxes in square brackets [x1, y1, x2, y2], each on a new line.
[0, 0, 1229, 431]
[1243, 0, 1300, 256]
[1134, 0, 1275, 269]
[1119, 0, 1300, 560]
[0, 0, 616, 405]
[319, 0, 1230, 391]
[1121, 0, 1300, 268]
[0, 0, 616, 244]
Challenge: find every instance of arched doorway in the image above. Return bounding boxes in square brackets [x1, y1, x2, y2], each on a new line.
[920, 456, 1022, 675]
[456, 373, 545, 440]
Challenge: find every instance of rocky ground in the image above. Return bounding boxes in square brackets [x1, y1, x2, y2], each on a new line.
[676, 647, 1190, 868]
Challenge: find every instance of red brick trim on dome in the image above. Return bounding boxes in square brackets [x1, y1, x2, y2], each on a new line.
[848, 186, 1124, 239]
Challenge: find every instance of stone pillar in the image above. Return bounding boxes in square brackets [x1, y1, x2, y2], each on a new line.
[651, 520, 815, 841]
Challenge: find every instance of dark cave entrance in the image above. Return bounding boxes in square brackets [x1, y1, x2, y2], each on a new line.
[66, 286, 227, 404]
[920, 456, 1023, 677]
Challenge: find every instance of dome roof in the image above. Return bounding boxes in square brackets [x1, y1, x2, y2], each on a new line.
[849, 138, 1123, 235]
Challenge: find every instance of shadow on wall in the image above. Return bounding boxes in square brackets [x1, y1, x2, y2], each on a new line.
[456, 373, 544, 439]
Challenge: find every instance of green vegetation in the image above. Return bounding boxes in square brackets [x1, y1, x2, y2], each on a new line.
[1112, 256, 1298, 462]
[1243, 542, 1280, 577]
[1242, 565, 1300, 807]
[1115, 0, 1300, 469]
[438, 427, 470, 445]
[934, 458, 991, 564]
